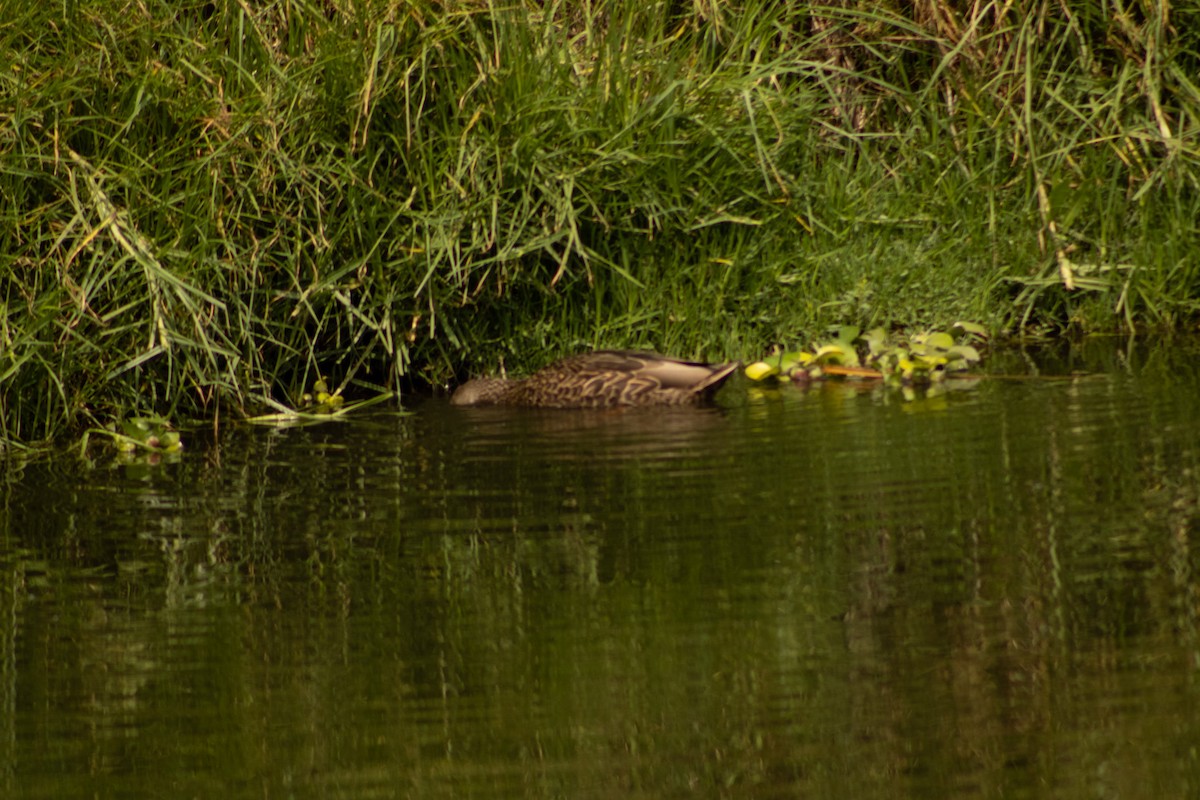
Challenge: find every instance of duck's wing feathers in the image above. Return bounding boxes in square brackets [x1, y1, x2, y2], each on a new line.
[626, 354, 738, 393]
[491, 350, 739, 407]
[571, 350, 739, 398]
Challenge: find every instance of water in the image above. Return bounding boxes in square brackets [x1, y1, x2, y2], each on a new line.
[3, 341, 1200, 798]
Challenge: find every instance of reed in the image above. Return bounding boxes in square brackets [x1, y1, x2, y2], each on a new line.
[2, 0, 1197, 445]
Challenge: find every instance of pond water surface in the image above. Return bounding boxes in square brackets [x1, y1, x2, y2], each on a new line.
[3, 341, 1200, 798]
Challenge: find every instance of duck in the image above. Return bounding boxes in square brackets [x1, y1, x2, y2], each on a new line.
[450, 350, 739, 408]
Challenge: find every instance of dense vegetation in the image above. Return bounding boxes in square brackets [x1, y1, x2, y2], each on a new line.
[2, 0, 1198, 445]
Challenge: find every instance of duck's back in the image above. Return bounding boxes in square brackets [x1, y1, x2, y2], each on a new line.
[508, 350, 738, 408]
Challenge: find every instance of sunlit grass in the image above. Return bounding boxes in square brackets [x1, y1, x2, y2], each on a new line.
[2, 0, 1198, 445]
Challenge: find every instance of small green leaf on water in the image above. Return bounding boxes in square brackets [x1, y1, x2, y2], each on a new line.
[778, 350, 813, 375]
[745, 361, 779, 381]
[952, 321, 989, 339]
[948, 344, 982, 364]
[813, 344, 849, 365]
[123, 417, 155, 439]
[832, 325, 861, 343]
[863, 328, 888, 355]
[758, 353, 783, 369]
[924, 331, 956, 351]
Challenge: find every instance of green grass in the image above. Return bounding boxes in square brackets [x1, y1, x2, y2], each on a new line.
[2, 0, 1199, 445]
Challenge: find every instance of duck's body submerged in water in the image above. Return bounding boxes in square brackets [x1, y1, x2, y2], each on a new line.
[451, 350, 739, 408]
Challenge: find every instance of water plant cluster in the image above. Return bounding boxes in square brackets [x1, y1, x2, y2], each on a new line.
[2, 1, 1199, 445]
[243, 375, 394, 426]
[746, 322, 986, 386]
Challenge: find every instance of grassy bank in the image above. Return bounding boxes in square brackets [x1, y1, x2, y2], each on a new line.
[2, 0, 1198, 445]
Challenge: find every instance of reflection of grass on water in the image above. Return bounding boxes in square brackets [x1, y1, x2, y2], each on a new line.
[3, 2, 1199, 446]
[7, 355, 1200, 796]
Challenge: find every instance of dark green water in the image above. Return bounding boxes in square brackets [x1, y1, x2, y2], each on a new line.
[3, 342, 1200, 799]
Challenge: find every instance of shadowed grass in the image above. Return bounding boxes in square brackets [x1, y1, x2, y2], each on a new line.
[2, 0, 1198, 445]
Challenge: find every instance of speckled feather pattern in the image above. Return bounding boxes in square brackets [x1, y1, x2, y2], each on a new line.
[451, 350, 739, 408]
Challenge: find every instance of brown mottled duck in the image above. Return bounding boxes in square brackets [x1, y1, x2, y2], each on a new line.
[450, 350, 740, 408]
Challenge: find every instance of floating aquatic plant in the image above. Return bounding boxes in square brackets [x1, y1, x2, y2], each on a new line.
[746, 323, 987, 387]
[80, 415, 184, 462]
[244, 377, 394, 426]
